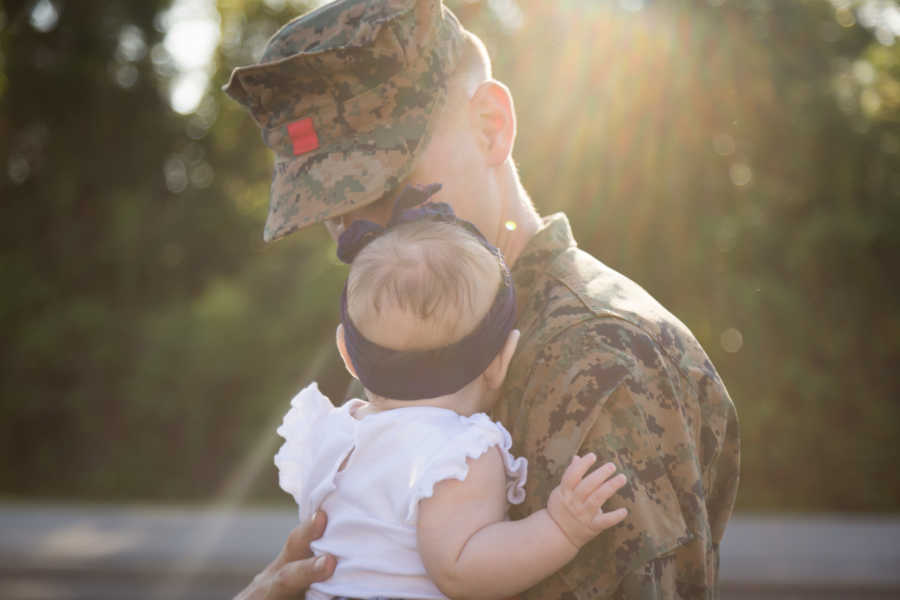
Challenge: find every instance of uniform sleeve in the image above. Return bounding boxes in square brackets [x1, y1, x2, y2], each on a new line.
[510, 320, 698, 600]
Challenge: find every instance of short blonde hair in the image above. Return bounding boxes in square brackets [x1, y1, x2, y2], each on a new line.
[346, 219, 502, 350]
[442, 29, 492, 117]
[454, 29, 492, 83]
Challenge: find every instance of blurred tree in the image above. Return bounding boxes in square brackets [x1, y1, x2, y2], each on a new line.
[2, 0, 184, 497]
[0, 0, 347, 501]
[1, 0, 897, 510]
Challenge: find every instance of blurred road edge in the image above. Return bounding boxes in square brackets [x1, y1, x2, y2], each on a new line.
[1, 504, 899, 599]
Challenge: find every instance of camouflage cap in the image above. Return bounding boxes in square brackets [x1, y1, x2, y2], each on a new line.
[223, 0, 465, 242]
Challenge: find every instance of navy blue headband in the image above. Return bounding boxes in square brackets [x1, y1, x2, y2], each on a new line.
[336, 183, 445, 265]
[337, 185, 517, 400]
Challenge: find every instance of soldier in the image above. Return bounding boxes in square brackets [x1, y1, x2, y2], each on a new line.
[226, 1, 740, 599]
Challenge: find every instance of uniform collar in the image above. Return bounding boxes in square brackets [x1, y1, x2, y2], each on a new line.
[511, 213, 577, 279]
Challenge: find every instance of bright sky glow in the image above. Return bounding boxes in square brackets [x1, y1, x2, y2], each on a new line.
[161, 0, 221, 114]
[857, 0, 900, 44]
[832, 0, 900, 45]
[618, 0, 645, 12]
[29, 0, 59, 32]
[487, 0, 524, 30]
[170, 72, 211, 115]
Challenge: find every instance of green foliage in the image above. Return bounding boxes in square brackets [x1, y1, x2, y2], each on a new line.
[1, 0, 898, 511]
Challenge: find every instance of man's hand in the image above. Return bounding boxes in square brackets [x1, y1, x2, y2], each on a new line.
[546, 454, 628, 549]
[234, 511, 336, 600]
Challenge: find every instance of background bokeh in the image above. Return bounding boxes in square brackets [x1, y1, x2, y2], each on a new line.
[1, 0, 898, 513]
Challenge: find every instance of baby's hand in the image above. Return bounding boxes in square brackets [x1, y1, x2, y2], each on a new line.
[546, 453, 628, 549]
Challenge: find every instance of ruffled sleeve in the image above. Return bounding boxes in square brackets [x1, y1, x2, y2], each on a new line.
[273, 382, 335, 507]
[406, 413, 528, 521]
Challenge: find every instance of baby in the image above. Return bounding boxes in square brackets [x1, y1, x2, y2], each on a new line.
[275, 191, 627, 599]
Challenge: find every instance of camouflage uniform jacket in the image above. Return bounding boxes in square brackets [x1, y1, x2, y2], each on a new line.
[492, 214, 740, 600]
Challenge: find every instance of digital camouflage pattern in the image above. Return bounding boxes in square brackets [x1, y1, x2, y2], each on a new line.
[493, 214, 740, 599]
[223, 0, 464, 242]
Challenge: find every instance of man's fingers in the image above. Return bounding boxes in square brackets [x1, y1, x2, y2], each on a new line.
[561, 453, 597, 491]
[237, 519, 333, 600]
[280, 511, 328, 565]
[273, 554, 336, 594]
[585, 473, 628, 510]
[592, 507, 628, 530]
[573, 462, 617, 502]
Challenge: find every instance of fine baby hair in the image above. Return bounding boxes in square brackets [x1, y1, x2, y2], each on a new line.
[346, 217, 504, 354]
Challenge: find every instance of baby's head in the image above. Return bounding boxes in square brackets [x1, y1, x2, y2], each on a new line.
[337, 216, 519, 411]
[347, 219, 502, 350]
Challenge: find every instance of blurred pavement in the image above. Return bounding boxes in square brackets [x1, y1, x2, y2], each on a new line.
[1, 504, 899, 599]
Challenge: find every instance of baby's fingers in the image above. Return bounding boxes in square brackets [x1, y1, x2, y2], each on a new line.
[561, 453, 597, 491]
[573, 462, 618, 503]
[585, 473, 628, 512]
[592, 507, 629, 531]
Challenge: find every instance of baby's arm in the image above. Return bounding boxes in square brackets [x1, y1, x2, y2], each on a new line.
[417, 450, 627, 600]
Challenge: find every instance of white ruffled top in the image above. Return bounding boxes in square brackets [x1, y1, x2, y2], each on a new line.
[274, 382, 528, 600]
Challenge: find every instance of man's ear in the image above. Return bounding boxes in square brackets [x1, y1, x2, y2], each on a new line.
[483, 329, 520, 390]
[335, 324, 358, 379]
[468, 80, 517, 167]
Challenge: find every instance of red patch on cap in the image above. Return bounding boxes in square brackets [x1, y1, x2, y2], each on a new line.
[287, 117, 319, 156]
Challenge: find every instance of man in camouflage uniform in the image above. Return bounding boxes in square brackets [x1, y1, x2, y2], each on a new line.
[226, 1, 739, 598]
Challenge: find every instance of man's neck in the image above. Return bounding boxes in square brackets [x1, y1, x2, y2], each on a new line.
[495, 174, 541, 267]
